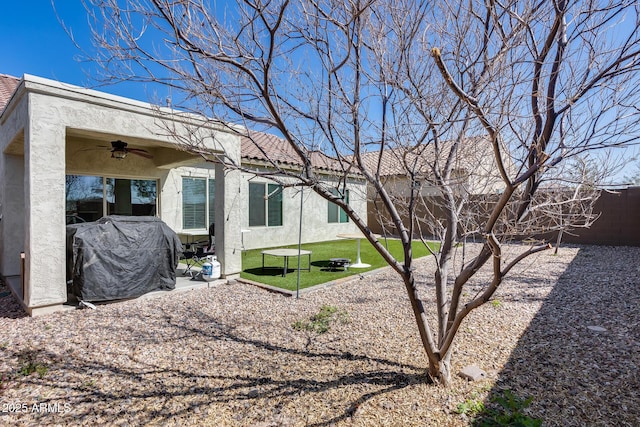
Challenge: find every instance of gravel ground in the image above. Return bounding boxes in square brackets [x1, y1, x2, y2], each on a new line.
[0, 243, 638, 426]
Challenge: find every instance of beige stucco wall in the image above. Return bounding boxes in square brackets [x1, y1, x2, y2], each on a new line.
[239, 172, 367, 250]
[0, 75, 242, 314]
[159, 163, 243, 275]
[0, 91, 28, 283]
[376, 165, 506, 200]
[24, 91, 68, 308]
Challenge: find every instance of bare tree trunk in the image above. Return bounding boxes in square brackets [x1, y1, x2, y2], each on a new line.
[555, 229, 563, 255]
[430, 351, 453, 387]
[402, 270, 453, 385]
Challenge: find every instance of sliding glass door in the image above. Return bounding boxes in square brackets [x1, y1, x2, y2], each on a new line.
[106, 178, 157, 216]
[66, 175, 157, 224]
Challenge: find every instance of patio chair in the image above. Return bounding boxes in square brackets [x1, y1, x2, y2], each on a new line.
[195, 240, 215, 259]
[181, 245, 199, 277]
[181, 223, 215, 277]
[206, 222, 215, 254]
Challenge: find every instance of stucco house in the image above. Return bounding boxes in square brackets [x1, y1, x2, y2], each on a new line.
[361, 138, 506, 198]
[237, 131, 366, 250]
[360, 138, 509, 236]
[0, 74, 366, 315]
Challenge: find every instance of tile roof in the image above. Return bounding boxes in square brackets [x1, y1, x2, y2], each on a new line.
[0, 72, 491, 180]
[240, 132, 494, 178]
[241, 131, 346, 172]
[0, 74, 20, 113]
[360, 137, 494, 177]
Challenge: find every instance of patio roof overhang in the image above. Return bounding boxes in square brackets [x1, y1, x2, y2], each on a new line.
[0, 74, 243, 315]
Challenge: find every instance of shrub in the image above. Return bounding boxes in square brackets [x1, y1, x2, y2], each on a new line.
[292, 305, 349, 334]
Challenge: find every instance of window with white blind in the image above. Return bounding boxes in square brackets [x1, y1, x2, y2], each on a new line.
[182, 177, 215, 229]
[249, 182, 283, 227]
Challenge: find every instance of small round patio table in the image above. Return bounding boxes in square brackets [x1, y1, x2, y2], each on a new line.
[261, 248, 312, 277]
[336, 233, 377, 268]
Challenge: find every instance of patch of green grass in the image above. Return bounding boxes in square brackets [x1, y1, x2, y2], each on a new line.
[491, 299, 502, 308]
[456, 398, 485, 416]
[292, 304, 349, 334]
[241, 238, 438, 291]
[17, 350, 49, 379]
[18, 361, 48, 378]
[473, 389, 542, 426]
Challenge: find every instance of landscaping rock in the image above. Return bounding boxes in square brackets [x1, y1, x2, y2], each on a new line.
[1, 244, 639, 426]
[458, 365, 487, 381]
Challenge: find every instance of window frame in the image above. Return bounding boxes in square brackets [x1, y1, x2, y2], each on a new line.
[182, 176, 215, 230]
[328, 188, 349, 224]
[65, 174, 158, 223]
[248, 181, 283, 227]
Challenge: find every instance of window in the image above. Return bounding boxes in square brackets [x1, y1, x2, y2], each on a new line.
[328, 188, 349, 223]
[66, 175, 104, 223]
[182, 177, 215, 229]
[66, 175, 157, 224]
[249, 182, 283, 227]
[107, 178, 157, 216]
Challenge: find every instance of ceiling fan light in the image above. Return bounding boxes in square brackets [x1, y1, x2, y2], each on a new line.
[112, 149, 127, 159]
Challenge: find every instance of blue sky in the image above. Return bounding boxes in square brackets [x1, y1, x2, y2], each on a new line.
[1, 1, 159, 102]
[2, 1, 637, 183]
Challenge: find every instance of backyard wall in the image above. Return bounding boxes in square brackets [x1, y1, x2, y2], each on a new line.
[367, 187, 640, 247]
[558, 187, 640, 246]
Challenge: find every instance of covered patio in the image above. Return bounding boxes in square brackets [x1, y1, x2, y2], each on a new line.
[0, 75, 243, 315]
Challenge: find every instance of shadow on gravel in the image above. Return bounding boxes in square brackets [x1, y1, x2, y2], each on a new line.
[1, 309, 430, 426]
[475, 246, 640, 426]
[0, 280, 27, 319]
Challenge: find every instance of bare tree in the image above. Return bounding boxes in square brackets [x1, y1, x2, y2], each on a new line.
[74, 0, 640, 385]
[622, 155, 640, 185]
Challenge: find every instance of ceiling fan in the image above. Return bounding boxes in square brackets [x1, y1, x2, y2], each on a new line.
[109, 140, 153, 160]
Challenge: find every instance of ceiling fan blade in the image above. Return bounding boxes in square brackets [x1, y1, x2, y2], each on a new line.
[77, 146, 109, 152]
[128, 148, 154, 159]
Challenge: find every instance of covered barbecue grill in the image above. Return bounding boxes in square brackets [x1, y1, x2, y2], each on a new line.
[66, 216, 182, 302]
